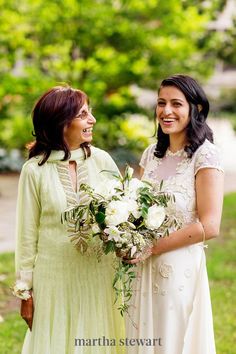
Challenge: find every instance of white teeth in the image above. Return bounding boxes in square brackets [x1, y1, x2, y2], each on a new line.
[163, 118, 175, 122]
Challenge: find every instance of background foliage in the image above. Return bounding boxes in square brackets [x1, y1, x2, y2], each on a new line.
[0, 0, 229, 160]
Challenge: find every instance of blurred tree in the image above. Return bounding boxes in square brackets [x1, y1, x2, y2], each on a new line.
[0, 0, 226, 155]
[216, 22, 236, 66]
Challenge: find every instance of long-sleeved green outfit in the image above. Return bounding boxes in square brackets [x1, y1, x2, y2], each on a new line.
[15, 147, 125, 354]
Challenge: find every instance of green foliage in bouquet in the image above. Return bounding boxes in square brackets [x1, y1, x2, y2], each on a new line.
[62, 166, 181, 315]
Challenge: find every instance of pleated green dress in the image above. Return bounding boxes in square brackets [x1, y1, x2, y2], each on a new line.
[15, 147, 125, 354]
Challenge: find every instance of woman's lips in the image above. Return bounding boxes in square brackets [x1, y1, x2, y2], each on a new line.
[161, 118, 177, 126]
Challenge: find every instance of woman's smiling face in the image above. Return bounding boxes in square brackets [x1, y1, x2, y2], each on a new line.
[64, 102, 96, 149]
[156, 85, 190, 139]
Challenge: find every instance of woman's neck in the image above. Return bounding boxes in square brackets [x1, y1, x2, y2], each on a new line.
[169, 134, 187, 153]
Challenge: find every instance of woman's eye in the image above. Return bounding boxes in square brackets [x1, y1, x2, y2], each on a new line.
[157, 102, 165, 106]
[173, 102, 181, 107]
[78, 111, 87, 119]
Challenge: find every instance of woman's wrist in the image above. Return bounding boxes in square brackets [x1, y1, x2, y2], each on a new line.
[151, 244, 159, 256]
[12, 281, 32, 300]
[151, 238, 164, 256]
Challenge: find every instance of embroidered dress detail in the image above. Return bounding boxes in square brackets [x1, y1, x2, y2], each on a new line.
[57, 161, 92, 254]
[56, 163, 77, 207]
[159, 263, 173, 278]
[76, 161, 90, 205]
[166, 148, 187, 158]
[126, 139, 223, 354]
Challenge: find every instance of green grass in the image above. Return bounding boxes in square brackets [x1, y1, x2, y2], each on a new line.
[0, 193, 236, 353]
[0, 313, 27, 354]
[207, 192, 236, 354]
[0, 253, 28, 353]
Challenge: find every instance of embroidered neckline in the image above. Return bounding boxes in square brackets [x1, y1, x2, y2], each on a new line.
[166, 148, 187, 157]
[57, 160, 93, 255]
[57, 163, 78, 207]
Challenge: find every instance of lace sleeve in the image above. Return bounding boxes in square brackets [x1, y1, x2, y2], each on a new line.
[194, 140, 224, 176]
[140, 144, 156, 169]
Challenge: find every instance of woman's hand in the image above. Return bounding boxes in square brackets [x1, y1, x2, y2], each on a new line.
[123, 246, 153, 264]
[21, 292, 34, 331]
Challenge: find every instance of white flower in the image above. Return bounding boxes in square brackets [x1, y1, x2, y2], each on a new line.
[105, 200, 130, 226]
[127, 199, 141, 219]
[145, 205, 166, 230]
[125, 178, 145, 199]
[127, 166, 134, 179]
[94, 179, 122, 199]
[104, 226, 124, 243]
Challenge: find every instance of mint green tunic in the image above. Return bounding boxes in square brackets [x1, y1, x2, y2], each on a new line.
[15, 147, 125, 354]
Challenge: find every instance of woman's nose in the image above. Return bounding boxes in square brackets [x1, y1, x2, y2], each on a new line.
[88, 113, 96, 124]
[163, 104, 172, 115]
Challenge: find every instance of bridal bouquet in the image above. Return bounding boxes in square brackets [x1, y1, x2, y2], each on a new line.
[62, 166, 179, 315]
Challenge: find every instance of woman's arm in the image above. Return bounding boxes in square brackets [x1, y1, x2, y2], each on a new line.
[127, 168, 224, 264]
[152, 168, 224, 255]
[15, 162, 41, 330]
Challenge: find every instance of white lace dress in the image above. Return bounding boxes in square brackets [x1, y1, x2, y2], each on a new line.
[125, 139, 223, 354]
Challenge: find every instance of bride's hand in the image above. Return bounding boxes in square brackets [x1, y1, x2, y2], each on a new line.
[123, 247, 153, 264]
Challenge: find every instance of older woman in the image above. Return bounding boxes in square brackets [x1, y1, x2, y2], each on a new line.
[14, 85, 125, 354]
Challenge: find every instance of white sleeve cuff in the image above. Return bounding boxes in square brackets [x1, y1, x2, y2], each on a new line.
[16, 269, 33, 289]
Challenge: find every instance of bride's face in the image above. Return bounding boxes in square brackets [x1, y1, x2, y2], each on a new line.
[156, 86, 190, 138]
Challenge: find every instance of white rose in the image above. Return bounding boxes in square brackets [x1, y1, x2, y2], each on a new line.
[145, 205, 166, 230]
[105, 200, 130, 226]
[94, 179, 122, 199]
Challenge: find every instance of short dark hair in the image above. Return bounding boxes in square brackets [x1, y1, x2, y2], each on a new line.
[28, 85, 90, 165]
[154, 74, 213, 158]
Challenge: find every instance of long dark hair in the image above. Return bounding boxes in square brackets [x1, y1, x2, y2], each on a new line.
[154, 74, 213, 158]
[29, 85, 90, 165]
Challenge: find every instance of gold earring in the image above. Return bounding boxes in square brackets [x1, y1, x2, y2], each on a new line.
[197, 104, 203, 112]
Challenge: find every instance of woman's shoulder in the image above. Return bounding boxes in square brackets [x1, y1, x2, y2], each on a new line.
[193, 139, 223, 174]
[20, 156, 45, 177]
[87, 146, 118, 171]
[193, 139, 221, 160]
[90, 146, 115, 164]
[90, 146, 111, 158]
[143, 143, 156, 155]
[140, 143, 156, 167]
